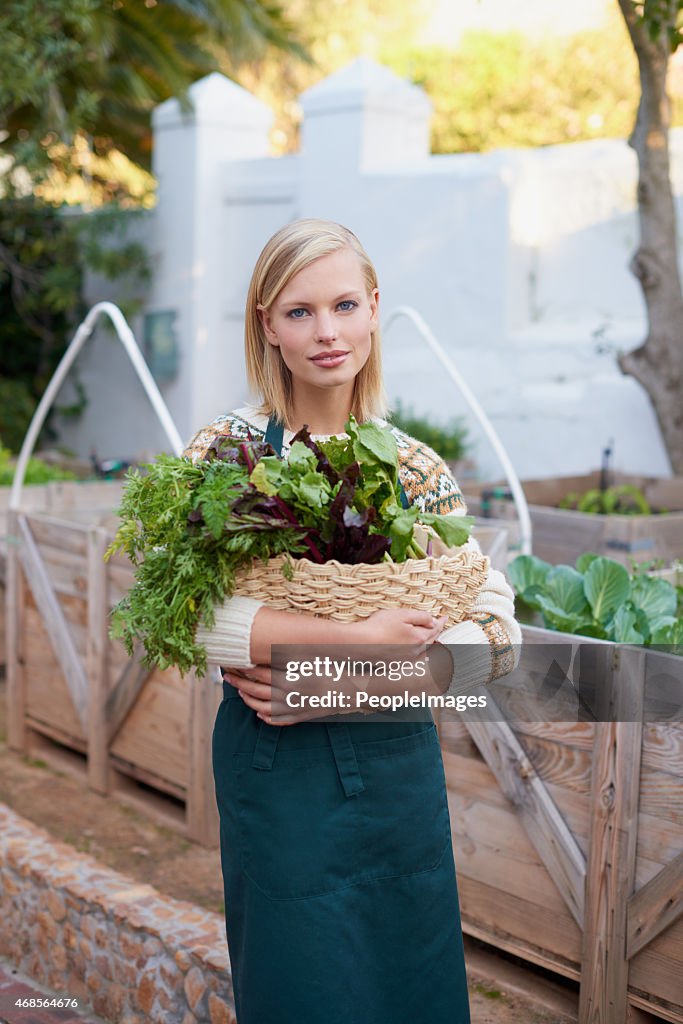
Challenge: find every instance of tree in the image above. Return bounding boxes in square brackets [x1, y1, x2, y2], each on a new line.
[0, 0, 304, 185]
[617, 0, 683, 471]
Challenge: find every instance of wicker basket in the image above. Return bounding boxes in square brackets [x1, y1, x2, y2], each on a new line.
[231, 545, 489, 628]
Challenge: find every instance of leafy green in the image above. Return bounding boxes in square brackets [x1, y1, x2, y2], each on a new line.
[559, 484, 652, 515]
[108, 416, 474, 674]
[584, 558, 631, 622]
[509, 551, 683, 652]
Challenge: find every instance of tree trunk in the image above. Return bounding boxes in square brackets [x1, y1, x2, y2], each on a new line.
[617, 0, 683, 471]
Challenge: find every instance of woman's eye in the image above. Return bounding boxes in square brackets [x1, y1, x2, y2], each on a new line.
[287, 308, 308, 319]
[337, 300, 358, 311]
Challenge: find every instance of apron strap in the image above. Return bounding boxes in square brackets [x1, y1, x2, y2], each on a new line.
[325, 724, 365, 797]
[251, 720, 282, 769]
[250, 719, 365, 798]
[264, 416, 285, 454]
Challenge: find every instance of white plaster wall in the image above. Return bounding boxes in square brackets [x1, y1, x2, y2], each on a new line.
[55, 60, 681, 480]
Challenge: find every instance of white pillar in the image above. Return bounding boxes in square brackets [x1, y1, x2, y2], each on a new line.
[150, 73, 273, 443]
[298, 57, 432, 217]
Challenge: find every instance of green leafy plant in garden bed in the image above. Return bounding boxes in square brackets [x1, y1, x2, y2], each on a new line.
[388, 402, 469, 463]
[0, 443, 76, 485]
[108, 417, 474, 674]
[509, 552, 683, 651]
[558, 483, 654, 515]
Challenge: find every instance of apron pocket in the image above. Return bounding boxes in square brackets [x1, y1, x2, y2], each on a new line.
[354, 724, 451, 886]
[231, 724, 450, 901]
[232, 754, 360, 900]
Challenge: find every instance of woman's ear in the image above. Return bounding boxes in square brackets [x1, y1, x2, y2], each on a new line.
[257, 305, 279, 347]
[369, 288, 379, 332]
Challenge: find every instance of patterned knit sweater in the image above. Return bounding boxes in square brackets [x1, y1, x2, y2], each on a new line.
[184, 406, 520, 686]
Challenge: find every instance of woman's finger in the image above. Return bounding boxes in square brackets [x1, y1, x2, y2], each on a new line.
[237, 679, 272, 702]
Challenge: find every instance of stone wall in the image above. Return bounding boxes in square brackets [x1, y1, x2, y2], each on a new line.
[0, 805, 235, 1024]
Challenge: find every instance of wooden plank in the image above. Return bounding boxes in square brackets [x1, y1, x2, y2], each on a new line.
[23, 612, 84, 738]
[6, 510, 27, 752]
[34, 544, 88, 600]
[26, 717, 87, 755]
[641, 724, 683, 776]
[110, 754, 186, 802]
[443, 748, 512, 813]
[462, 920, 582, 982]
[43, 479, 124, 514]
[109, 672, 188, 790]
[87, 527, 110, 794]
[105, 645, 154, 743]
[628, 992, 683, 1024]
[25, 513, 88, 555]
[579, 647, 645, 1024]
[186, 671, 221, 845]
[637, 810, 683, 872]
[627, 852, 683, 959]
[457, 874, 583, 967]
[628, 918, 683, 1009]
[517, 733, 592, 794]
[639, 767, 683, 826]
[450, 792, 583, 920]
[17, 516, 88, 732]
[464, 695, 586, 927]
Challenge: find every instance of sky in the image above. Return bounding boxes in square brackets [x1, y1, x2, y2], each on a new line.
[418, 0, 613, 45]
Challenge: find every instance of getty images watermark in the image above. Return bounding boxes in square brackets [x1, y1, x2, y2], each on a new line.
[237, 641, 683, 724]
[282, 654, 487, 714]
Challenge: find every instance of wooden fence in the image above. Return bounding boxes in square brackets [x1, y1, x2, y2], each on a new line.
[437, 626, 683, 1023]
[4, 492, 221, 846]
[465, 472, 683, 567]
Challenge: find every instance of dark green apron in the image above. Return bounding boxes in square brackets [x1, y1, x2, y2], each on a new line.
[213, 418, 471, 1024]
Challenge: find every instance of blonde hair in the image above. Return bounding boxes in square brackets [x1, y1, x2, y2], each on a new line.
[245, 218, 387, 425]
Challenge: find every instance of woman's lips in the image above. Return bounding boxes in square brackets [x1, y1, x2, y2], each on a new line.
[309, 351, 350, 367]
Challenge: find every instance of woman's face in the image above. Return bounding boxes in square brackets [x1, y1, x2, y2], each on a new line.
[259, 246, 378, 401]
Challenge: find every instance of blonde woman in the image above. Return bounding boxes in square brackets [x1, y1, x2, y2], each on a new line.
[184, 219, 520, 1024]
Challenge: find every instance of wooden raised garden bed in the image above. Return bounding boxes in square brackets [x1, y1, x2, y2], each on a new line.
[3, 483, 221, 845]
[437, 625, 683, 1023]
[465, 472, 683, 568]
[3, 484, 509, 850]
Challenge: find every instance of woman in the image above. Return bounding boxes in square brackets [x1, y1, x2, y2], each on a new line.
[184, 219, 520, 1024]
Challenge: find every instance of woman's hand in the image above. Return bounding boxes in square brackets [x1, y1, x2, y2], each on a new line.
[223, 665, 329, 725]
[223, 610, 447, 725]
[222, 665, 289, 724]
[351, 608, 446, 653]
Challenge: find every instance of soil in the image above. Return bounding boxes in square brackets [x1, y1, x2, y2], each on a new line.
[0, 677, 576, 1024]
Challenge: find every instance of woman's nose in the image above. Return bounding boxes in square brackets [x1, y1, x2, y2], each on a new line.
[316, 312, 338, 341]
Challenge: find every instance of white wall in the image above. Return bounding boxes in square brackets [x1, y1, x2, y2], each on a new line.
[58, 59, 680, 480]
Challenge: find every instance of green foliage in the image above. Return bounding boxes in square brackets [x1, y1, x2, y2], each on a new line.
[632, 0, 683, 52]
[240, 7, 643, 155]
[0, 379, 38, 453]
[384, 24, 639, 154]
[0, 0, 305, 182]
[109, 420, 473, 674]
[0, 443, 76, 485]
[509, 553, 683, 650]
[388, 402, 468, 463]
[0, 195, 151, 452]
[559, 484, 652, 515]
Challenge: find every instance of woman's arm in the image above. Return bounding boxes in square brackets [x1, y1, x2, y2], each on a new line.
[196, 597, 445, 670]
[395, 433, 521, 690]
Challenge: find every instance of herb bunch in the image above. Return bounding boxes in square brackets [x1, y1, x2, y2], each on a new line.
[107, 417, 473, 674]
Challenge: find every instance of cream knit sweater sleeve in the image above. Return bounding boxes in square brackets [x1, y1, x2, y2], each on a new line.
[184, 415, 264, 669]
[437, 534, 521, 693]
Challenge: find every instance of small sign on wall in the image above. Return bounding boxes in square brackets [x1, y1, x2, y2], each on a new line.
[144, 310, 179, 382]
